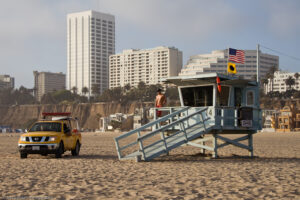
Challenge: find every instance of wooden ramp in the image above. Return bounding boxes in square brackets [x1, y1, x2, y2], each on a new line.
[114, 107, 213, 161]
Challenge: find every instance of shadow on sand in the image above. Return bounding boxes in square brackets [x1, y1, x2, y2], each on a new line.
[151, 153, 300, 163]
[64, 154, 118, 160]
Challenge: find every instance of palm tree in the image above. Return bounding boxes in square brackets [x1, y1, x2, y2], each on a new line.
[82, 87, 89, 96]
[294, 72, 300, 80]
[71, 86, 78, 94]
[138, 81, 146, 90]
[19, 86, 29, 94]
[262, 78, 269, 93]
[267, 66, 278, 93]
[91, 84, 100, 96]
[124, 83, 131, 93]
[285, 76, 296, 90]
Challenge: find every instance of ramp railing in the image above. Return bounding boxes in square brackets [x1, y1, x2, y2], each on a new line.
[114, 107, 190, 160]
[137, 107, 210, 161]
[115, 107, 212, 161]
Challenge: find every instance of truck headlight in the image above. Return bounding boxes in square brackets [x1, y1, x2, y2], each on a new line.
[20, 136, 26, 142]
[49, 136, 57, 142]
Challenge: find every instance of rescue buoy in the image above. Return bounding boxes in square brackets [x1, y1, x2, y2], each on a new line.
[216, 76, 221, 93]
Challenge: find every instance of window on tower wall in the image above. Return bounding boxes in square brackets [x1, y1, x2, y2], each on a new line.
[181, 86, 213, 107]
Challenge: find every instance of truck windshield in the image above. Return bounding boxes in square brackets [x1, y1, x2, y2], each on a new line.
[29, 122, 61, 132]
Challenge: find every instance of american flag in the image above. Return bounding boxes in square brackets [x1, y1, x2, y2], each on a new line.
[228, 48, 245, 64]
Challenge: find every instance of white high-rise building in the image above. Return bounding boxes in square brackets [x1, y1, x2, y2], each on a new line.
[67, 10, 115, 97]
[264, 71, 300, 93]
[109, 46, 182, 88]
[179, 49, 279, 80]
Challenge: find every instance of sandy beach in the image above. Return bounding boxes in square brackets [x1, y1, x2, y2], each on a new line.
[0, 131, 299, 199]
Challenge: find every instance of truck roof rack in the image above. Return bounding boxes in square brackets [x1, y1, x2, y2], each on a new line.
[42, 112, 71, 120]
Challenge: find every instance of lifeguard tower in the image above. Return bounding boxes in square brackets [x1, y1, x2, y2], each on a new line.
[114, 73, 262, 161]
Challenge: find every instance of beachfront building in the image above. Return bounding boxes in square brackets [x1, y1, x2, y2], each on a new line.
[67, 10, 115, 97]
[264, 71, 300, 94]
[179, 49, 279, 80]
[109, 46, 182, 88]
[0, 75, 14, 89]
[33, 71, 65, 101]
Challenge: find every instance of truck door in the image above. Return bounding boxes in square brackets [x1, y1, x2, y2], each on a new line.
[63, 122, 73, 150]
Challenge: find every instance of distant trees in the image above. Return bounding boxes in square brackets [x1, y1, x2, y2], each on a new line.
[91, 84, 100, 97]
[97, 82, 179, 104]
[40, 89, 88, 104]
[0, 86, 36, 105]
[0, 82, 180, 106]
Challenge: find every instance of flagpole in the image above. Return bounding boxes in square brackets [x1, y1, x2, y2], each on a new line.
[256, 44, 260, 84]
[227, 47, 229, 76]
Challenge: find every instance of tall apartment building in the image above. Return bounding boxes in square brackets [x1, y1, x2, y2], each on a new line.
[109, 46, 182, 88]
[67, 10, 115, 97]
[264, 71, 300, 93]
[33, 71, 66, 101]
[179, 49, 279, 80]
[0, 75, 14, 89]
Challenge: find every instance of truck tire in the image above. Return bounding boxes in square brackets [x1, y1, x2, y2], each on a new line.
[71, 141, 80, 156]
[55, 141, 64, 158]
[20, 153, 27, 159]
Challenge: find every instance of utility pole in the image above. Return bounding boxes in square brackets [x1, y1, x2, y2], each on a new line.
[256, 44, 260, 84]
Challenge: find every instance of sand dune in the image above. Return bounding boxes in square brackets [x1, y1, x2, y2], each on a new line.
[0, 132, 299, 199]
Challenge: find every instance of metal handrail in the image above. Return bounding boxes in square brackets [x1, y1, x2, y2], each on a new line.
[114, 106, 190, 159]
[115, 106, 189, 140]
[138, 107, 208, 141]
[137, 108, 209, 159]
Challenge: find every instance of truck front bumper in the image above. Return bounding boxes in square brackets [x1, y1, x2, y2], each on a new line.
[18, 143, 59, 154]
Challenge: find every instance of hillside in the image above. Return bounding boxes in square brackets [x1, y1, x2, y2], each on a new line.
[0, 102, 153, 129]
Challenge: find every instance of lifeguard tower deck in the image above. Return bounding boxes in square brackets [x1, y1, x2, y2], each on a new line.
[114, 73, 262, 161]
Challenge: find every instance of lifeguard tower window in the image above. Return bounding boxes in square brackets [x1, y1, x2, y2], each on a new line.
[216, 86, 230, 107]
[247, 91, 254, 106]
[181, 86, 213, 107]
[234, 88, 242, 107]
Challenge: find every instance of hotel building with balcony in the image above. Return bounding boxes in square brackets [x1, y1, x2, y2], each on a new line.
[179, 49, 279, 80]
[109, 46, 182, 88]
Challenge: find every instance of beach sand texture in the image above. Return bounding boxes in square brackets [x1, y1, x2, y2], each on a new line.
[0, 132, 299, 199]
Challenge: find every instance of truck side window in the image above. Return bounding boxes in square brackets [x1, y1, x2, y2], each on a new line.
[63, 123, 70, 133]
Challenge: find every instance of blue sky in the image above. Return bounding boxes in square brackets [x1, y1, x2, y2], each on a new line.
[0, 0, 300, 88]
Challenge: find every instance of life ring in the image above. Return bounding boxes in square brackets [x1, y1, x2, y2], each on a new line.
[216, 77, 221, 93]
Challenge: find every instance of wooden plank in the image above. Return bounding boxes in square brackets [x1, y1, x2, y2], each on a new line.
[212, 134, 218, 158]
[121, 151, 142, 160]
[187, 142, 214, 151]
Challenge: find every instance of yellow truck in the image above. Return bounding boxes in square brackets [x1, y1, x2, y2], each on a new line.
[18, 113, 82, 158]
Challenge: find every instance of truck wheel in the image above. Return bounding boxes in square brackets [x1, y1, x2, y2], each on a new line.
[55, 142, 64, 158]
[71, 141, 80, 156]
[20, 153, 27, 159]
